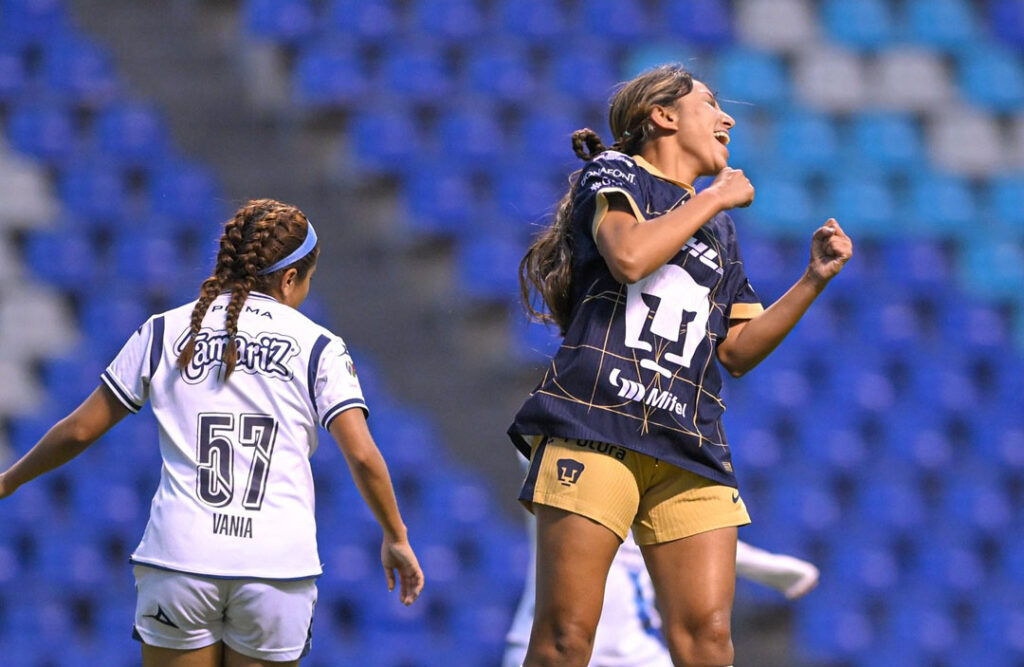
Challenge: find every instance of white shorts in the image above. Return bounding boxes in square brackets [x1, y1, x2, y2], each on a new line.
[132, 565, 318, 662]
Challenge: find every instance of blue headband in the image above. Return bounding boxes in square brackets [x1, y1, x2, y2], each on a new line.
[258, 221, 318, 275]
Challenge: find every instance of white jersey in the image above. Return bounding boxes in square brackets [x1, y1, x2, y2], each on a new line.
[101, 291, 366, 580]
[504, 519, 670, 667]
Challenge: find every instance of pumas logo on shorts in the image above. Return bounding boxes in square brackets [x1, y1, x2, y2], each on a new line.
[556, 458, 585, 486]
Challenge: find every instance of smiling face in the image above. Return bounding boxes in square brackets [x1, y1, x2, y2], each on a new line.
[671, 80, 735, 177]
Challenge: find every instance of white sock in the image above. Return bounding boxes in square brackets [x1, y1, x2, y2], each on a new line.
[735, 540, 820, 599]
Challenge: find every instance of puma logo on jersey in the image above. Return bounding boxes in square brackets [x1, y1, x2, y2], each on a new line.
[210, 303, 273, 319]
[608, 368, 687, 417]
[176, 328, 300, 383]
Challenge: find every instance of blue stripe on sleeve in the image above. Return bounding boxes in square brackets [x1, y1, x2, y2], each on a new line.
[149, 316, 165, 378]
[307, 334, 331, 417]
[101, 370, 142, 413]
[321, 398, 369, 430]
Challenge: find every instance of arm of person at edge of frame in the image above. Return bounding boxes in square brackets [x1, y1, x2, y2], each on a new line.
[0, 385, 130, 499]
[329, 408, 425, 605]
[595, 166, 755, 285]
[717, 219, 854, 378]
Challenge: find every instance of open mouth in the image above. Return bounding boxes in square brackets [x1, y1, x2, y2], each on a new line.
[713, 131, 730, 146]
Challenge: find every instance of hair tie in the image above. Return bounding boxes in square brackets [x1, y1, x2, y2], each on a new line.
[622, 130, 632, 138]
[258, 221, 318, 275]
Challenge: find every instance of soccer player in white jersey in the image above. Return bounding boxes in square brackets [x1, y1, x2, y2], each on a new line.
[0, 199, 424, 666]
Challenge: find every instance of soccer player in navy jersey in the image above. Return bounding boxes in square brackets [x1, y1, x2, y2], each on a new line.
[509, 64, 852, 666]
[0, 200, 424, 666]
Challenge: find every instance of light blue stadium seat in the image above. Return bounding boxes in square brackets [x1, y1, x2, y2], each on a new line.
[770, 110, 840, 175]
[495, 0, 567, 44]
[42, 36, 119, 106]
[847, 112, 924, 174]
[958, 237, 1024, 299]
[823, 175, 899, 239]
[957, 45, 1024, 111]
[6, 102, 78, 163]
[989, 0, 1024, 48]
[579, 0, 651, 44]
[348, 109, 422, 175]
[748, 175, 815, 237]
[243, 0, 316, 45]
[293, 44, 369, 108]
[988, 175, 1024, 228]
[464, 44, 537, 106]
[550, 49, 619, 107]
[713, 48, 788, 109]
[413, 0, 485, 43]
[905, 0, 978, 50]
[325, 0, 399, 42]
[94, 103, 170, 167]
[822, 0, 898, 49]
[457, 232, 522, 302]
[661, 0, 734, 47]
[378, 42, 454, 104]
[906, 168, 979, 236]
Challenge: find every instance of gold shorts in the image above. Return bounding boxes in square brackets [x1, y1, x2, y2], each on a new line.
[519, 436, 751, 545]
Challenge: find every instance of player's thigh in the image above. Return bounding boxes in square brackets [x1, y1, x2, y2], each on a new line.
[533, 503, 622, 629]
[640, 526, 738, 630]
[224, 644, 299, 667]
[142, 642, 222, 667]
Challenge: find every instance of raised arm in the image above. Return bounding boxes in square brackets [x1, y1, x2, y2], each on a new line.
[717, 220, 853, 377]
[596, 167, 754, 284]
[0, 385, 130, 499]
[329, 408, 424, 605]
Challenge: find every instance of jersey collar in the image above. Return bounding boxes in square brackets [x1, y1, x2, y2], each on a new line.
[632, 155, 696, 196]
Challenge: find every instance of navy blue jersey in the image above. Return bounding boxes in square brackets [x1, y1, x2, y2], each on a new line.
[509, 152, 762, 487]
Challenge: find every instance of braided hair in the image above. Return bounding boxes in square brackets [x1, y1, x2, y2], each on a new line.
[176, 198, 320, 380]
[519, 64, 695, 334]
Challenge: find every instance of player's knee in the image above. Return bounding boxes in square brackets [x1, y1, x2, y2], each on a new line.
[665, 608, 733, 664]
[531, 614, 596, 666]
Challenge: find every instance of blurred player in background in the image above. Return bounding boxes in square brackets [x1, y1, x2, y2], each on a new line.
[503, 467, 819, 667]
[509, 64, 852, 666]
[0, 199, 423, 667]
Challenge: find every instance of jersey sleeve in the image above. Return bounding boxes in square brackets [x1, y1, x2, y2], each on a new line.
[717, 213, 763, 321]
[314, 336, 368, 430]
[102, 317, 156, 413]
[573, 152, 647, 240]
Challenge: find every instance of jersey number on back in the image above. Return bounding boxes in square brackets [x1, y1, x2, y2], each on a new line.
[196, 413, 279, 510]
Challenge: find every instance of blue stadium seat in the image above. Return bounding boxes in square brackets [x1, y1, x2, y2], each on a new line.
[826, 531, 902, 594]
[770, 111, 840, 175]
[713, 48, 788, 109]
[823, 175, 899, 239]
[94, 103, 170, 167]
[517, 105, 586, 173]
[491, 157, 562, 226]
[0, 0, 71, 46]
[243, 0, 316, 45]
[111, 228, 188, 292]
[748, 175, 815, 237]
[378, 42, 454, 104]
[851, 469, 927, 535]
[42, 36, 119, 106]
[0, 44, 29, 103]
[401, 162, 478, 237]
[579, 0, 651, 43]
[23, 228, 100, 292]
[146, 159, 224, 229]
[550, 50, 619, 107]
[957, 45, 1024, 111]
[58, 159, 130, 222]
[847, 112, 924, 174]
[464, 43, 537, 106]
[510, 315, 562, 364]
[822, 0, 897, 49]
[457, 232, 523, 302]
[958, 237, 1024, 299]
[887, 594, 961, 655]
[78, 291, 150, 357]
[6, 102, 78, 163]
[905, 0, 978, 50]
[795, 584, 874, 659]
[989, 0, 1024, 48]
[324, 0, 400, 42]
[495, 0, 567, 45]
[940, 473, 1013, 535]
[293, 44, 369, 108]
[348, 109, 422, 175]
[412, 0, 485, 43]
[988, 175, 1024, 228]
[661, 0, 734, 46]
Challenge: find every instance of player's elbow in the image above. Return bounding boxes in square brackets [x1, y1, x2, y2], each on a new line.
[604, 253, 646, 285]
[55, 415, 99, 447]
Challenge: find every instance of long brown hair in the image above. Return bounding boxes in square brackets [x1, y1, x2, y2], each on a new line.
[519, 64, 695, 335]
[176, 198, 320, 380]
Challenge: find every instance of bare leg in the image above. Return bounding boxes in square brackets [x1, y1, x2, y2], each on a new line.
[523, 505, 622, 667]
[224, 644, 299, 667]
[641, 527, 737, 667]
[142, 642, 222, 667]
